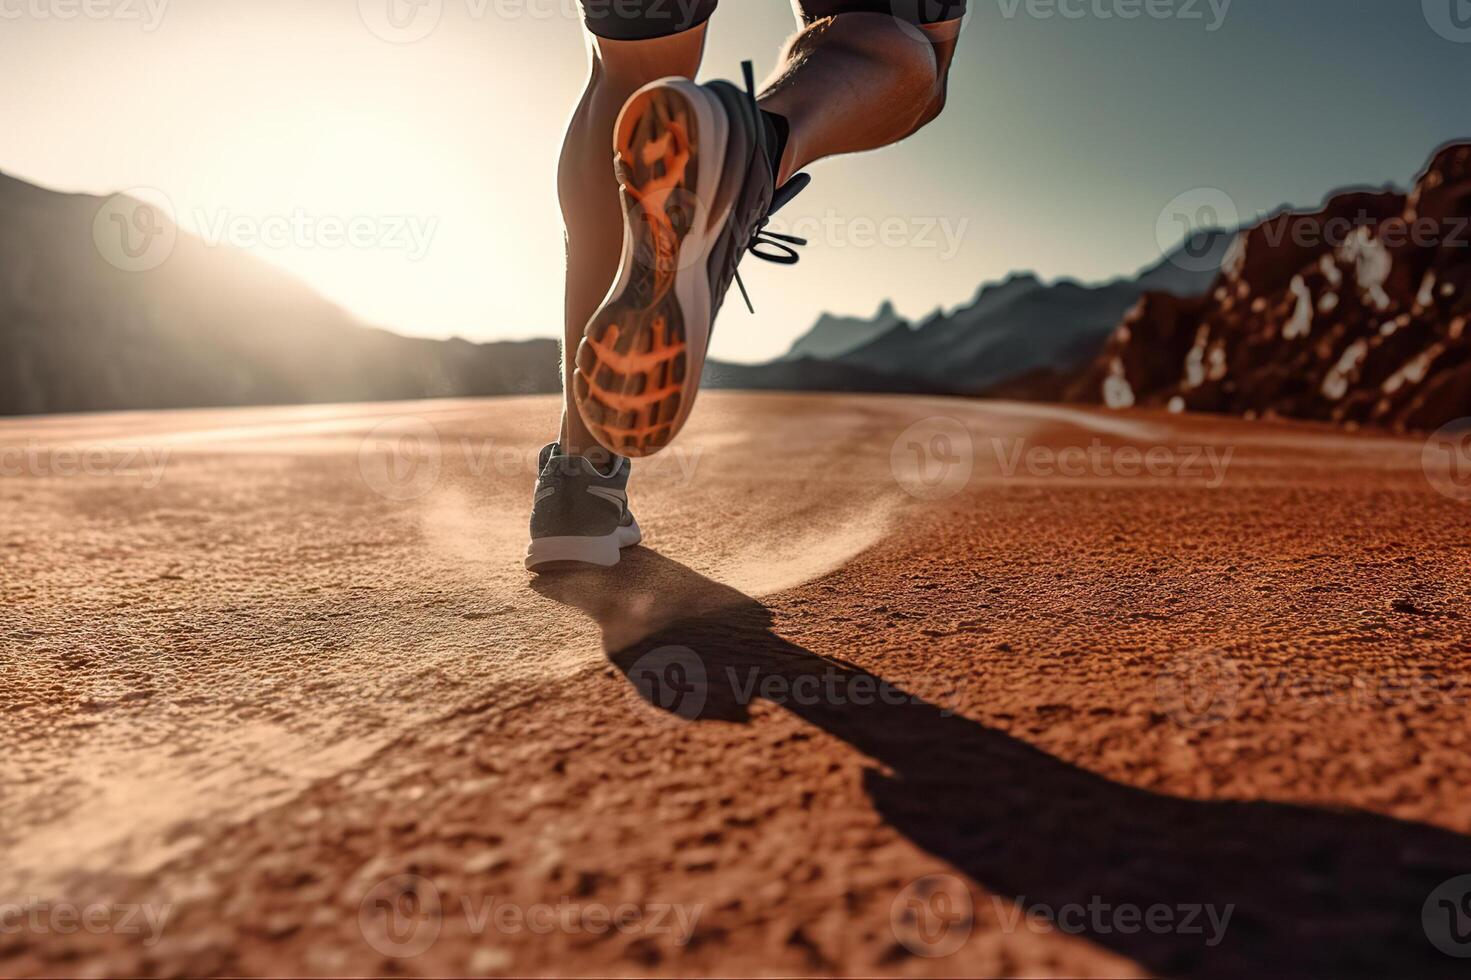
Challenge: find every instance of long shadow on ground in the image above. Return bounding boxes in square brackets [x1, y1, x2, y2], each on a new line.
[532, 547, 1471, 978]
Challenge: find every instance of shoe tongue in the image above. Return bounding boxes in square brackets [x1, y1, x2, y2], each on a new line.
[770, 172, 811, 216]
[586, 454, 626, 480]
[757, 108, 789, 183]
[539, 443, 625, 480]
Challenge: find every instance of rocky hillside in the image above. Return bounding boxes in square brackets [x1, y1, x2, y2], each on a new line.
[1074, 142, 1471, 431]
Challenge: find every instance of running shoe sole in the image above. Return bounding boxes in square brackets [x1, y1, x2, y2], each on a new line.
[573, 79, 732, 459]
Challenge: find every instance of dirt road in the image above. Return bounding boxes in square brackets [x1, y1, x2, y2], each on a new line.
[3, 393, 1470, 977]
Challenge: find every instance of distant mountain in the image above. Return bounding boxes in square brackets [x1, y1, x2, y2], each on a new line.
[743, 230, 1234, 397]
[0, 172, 559, 415]
[0, 170, 968, 418]
[1071, 141, 1471, 431]
[953, 271, 1048, 321]
[780, 300, 904, 360]
[17, 142, 1466, 434]
[840, 279, 1125, 391]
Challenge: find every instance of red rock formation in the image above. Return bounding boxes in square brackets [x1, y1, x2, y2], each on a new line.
[1073, 142, 1471, 431]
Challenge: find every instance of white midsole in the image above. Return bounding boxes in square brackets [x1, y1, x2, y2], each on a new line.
[667, 81, 731, 393]
[524, 519, 643, 570]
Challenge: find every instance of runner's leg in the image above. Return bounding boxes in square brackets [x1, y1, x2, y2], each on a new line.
[759, 11, 961, 186]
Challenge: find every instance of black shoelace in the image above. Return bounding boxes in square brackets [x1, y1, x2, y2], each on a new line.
[733, 60, 811, 315]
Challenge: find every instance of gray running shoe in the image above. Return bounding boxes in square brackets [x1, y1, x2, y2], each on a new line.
[524, 443, 642, 571]
[573, 61, 811, 459]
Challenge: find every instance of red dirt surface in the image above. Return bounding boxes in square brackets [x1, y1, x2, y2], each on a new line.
[3, 392, 1470, 978]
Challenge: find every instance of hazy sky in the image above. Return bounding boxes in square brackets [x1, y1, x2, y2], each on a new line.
[2, 0, 1467, 361]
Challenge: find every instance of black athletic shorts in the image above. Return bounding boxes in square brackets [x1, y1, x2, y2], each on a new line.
[581, 0, 965, 42]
